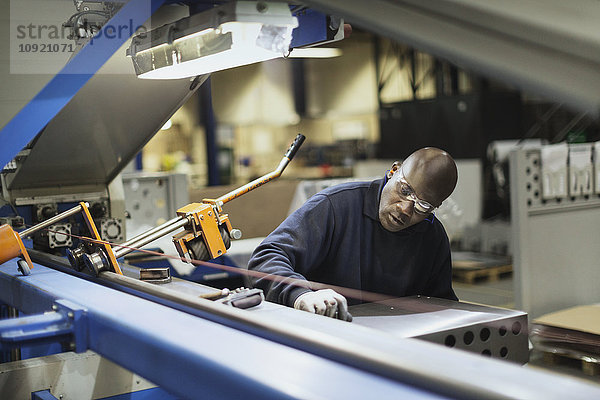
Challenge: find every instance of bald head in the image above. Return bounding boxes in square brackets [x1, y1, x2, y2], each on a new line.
[378, 147, 457, 232]
[401, 147, 458, 207]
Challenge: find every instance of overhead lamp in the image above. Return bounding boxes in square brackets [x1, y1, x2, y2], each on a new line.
[127, 1, 298, 79]
[285, 47, 342, 58]
[160, 119, 172, 130]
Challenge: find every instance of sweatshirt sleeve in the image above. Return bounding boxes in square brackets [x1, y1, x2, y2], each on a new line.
[423, 223, 458, 301]
[247, 194, 335, 307]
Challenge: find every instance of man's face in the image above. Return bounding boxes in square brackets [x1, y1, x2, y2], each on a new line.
[378, 165, 435, 232]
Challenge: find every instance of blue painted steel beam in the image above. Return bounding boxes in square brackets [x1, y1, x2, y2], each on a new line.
[0, 0, 167, 169]
[290, 8, 330, 49]
[200, 77, 220, 186]
[31, 390, 59, 400]
[4, 261, 600, 400]
[0, 298, 88, 353]
[101, 387, 179, 400]
[0, 312, 69, 345]
[0, 262, 440, 400]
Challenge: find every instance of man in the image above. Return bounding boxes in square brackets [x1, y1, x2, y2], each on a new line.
[247, 147, 458, 321]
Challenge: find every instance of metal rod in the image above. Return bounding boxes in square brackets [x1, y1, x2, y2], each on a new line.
[214, 134, 305, 205]
[215, 164, 285, 205]
[120, 216, 182, 249]
[114, 217, 189, 259]
[19, 203, 87, 238]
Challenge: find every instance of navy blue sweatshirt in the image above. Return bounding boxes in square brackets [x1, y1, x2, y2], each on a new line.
[247, 178, 457, 307]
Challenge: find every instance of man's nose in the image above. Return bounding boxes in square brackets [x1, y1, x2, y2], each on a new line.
[397, 199, 414, 215]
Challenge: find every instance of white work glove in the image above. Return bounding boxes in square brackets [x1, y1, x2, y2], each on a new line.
[294, 289, 352, 321]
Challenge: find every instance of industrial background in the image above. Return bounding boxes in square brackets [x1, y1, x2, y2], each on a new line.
[1, 1, 600, 399]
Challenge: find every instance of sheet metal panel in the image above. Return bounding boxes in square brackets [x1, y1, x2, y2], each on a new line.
[6, 6, 203, 191]
[510, 148, 600, 318]
[351, 297, 528, 364]
[0, 351, 157, 399]
[0, 0, 168, 173]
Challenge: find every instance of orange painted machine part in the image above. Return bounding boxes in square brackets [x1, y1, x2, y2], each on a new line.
[211, 169, 280, 206]
[176, 203, 210, 224]
[0, 224, 34, 270]
[172, 230, 194, 259]
[221, 214, 233, 233]
[79, 202, 123, 275]
[175, 203, 229, 260]
[197, 207, 227, 259]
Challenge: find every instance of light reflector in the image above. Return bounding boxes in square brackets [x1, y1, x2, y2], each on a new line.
[127, 1, 298, 79]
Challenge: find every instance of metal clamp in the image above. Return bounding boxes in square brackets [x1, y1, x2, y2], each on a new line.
[139, 267, 172, 284]
[215, 288, 264, 309]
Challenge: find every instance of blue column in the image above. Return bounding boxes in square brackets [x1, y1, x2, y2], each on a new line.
[199, 77, 219, 186]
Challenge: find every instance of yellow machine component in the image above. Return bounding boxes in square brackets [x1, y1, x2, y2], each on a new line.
[0, 224, 34, 272]
[1, 134, 304, 274]
[173, 202, 233, 261]
[79, 202, 123, 275]
[0, 202, 119, 276]
[171, 134, 305, 263]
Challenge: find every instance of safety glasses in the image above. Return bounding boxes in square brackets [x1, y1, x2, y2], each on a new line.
[396, 170, 436, 215]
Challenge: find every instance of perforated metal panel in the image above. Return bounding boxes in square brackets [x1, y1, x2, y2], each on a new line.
[510, 148, 600, 318]
[351, 297, 529, 364]
[522, 149, 600, 214]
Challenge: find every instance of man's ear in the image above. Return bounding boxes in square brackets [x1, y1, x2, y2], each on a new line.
[387, 161, 401, 178]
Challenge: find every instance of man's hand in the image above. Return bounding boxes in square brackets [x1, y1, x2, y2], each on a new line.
[293, 289, 352, 321]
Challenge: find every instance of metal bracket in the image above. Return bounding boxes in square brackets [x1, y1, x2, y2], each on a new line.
[79, 202, 122, 275]
[216, 288, 264, 309]
[139, 267, 171, 284]
[0, 299, 88, 353]
[31, 390, 59, 400]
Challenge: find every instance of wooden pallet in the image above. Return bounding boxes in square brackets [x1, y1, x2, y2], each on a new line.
[540, 350, 600, 377]
[452, 262, 513, 284]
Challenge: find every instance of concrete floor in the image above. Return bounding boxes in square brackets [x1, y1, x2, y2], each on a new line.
[454, 276, 514, 309]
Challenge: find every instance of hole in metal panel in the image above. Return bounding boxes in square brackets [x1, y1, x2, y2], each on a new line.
[480, 328, 491, 342]
[444, 335, 456, 348]
[512, 321, 522, 335]
[463, 331, 474, 345]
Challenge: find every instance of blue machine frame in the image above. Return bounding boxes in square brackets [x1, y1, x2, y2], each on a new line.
[0, 262, 445, 399]
[3, 1, 600, 399]
[0, 0, 167, 170]
[3, 260, 600, 399]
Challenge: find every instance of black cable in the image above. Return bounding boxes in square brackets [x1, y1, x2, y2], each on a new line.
[8, 203, 20, 218]
[66, 10, 110, 25]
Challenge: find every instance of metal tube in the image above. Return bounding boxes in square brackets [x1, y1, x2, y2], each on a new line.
[119, 216, 182, 249]
[216, 167, 283, 205]
[215, 134, 304, 205]
[114, 217, 189, 259]
[19, 203, 87, 238]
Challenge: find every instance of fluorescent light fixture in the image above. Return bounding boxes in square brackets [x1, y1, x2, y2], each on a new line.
[160, 119, 172, 130]
[286, 47, 342, 58]
[127, 1, 298, 79]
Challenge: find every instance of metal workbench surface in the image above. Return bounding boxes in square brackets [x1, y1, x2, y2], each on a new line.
[2, 259, 600, 399]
